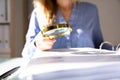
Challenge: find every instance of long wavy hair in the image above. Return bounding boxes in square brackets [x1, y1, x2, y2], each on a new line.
[33, 0, 78, 28]
[33, 0, 57, 28]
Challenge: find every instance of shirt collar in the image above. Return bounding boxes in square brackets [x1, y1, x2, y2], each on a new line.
[55, 3, 78, 24]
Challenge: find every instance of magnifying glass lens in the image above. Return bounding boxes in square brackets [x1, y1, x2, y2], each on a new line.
[41, 24, 72, 38]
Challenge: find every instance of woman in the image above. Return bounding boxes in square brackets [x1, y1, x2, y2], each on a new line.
[22, 0, 104, 58]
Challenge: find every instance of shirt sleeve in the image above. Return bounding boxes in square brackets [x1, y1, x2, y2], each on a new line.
[92, 5, 112, 50]
[22, 9, 40, 59]
[92, 5, 104, 49]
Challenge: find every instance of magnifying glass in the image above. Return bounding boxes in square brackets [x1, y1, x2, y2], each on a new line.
[41, 24, 72, 38]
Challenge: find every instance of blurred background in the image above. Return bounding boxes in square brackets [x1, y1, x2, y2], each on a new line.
[0, 0, 120, 61]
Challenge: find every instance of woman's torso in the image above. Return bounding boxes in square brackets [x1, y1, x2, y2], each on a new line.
[52, 2, 97, 49]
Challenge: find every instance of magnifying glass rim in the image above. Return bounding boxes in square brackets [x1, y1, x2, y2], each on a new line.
[41, 24, 72, 38]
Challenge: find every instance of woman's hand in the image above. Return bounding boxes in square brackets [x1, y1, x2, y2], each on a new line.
[35, 33, 56, 51]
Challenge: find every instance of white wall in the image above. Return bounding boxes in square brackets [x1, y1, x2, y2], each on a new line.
[81, 0, 120, 45]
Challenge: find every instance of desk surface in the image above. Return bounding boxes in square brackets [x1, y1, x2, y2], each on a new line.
[19, 48, 120, 80]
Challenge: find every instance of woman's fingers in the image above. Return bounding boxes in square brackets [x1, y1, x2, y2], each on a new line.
[35, 33, 56, 51]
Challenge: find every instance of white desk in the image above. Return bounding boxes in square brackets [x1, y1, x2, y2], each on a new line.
[16, 48, 120, 80]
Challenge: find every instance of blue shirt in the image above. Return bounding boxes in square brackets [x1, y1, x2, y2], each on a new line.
[22, 2, 103, 58]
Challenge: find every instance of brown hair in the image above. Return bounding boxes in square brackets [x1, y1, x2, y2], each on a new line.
[33, 0, 57, 27]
